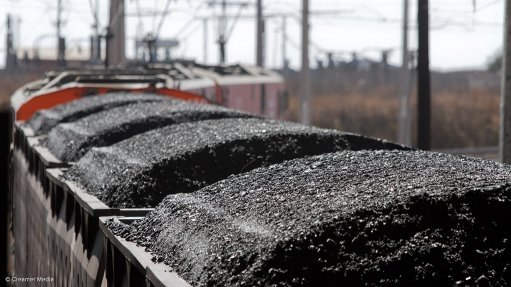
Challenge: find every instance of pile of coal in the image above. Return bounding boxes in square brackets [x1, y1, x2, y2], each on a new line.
[66, 118, 406, 208]
[110, 150, 511, 287]
[27, 92, 167, 135]
[45, 101, 253, 161]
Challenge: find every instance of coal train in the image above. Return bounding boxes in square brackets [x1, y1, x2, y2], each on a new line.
[6, 66, 511, 287]
[11, 63, 286, 122]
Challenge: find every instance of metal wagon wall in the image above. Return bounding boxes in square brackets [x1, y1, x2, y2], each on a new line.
[8, 94, 410, 287]
[1, 109, 13, 286]
[10, 123, 155, 286]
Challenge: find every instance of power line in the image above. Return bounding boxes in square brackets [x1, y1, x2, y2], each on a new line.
[206, 0, 250, 63]
[154, 0, 172, 37]
[177, 21, 202, 42]
[225, 2, 246, 41]
[173, 2, 207, 38]
[135, 0, 143, 37]
[474, 0, 502, 12]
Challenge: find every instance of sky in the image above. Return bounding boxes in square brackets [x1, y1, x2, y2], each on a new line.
[0, 0, 505, 71]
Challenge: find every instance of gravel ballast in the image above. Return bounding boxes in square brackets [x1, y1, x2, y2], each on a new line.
[109, 150, 511, 287]
[27, 92, 168, 135]
[66, 118, 406, 208]
[45, 101, 253, 161]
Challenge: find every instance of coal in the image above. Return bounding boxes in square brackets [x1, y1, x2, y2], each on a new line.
[66, 118, 407, 208]
[27, 92, 168, 135]
[108, 150, 511, 287]
[45, 101, 253, 161]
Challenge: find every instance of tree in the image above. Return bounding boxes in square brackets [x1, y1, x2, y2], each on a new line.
[487, 49, 502, 72]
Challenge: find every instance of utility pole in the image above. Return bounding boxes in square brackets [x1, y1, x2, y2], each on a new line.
[398, 0, 411, 145]
[90, 0, 101, 63]
[219, 0, 227, 63]
[107, 0, 126, 66]
[255, 0, 266, 115]
[144, 34, 157, 63]
[208, 0, 249, 64]
[281, 15, 287, 70]
[95, 0, 100, 60]
[5, 15, 17, 70]
[500, 0, 511, 163]
[300, 0, 311, 125]
[103, 27, 113, 67]
[203, 19, 208, 63]
[56, 0, 62, 47]
[417, 0, 431, 150]
[56, 0, 66, 67]
[256, 0, 264, 67]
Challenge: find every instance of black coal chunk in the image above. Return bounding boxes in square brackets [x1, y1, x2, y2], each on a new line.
[45, 101, 253, 161]
[27, 92, 167, 135]
[111, 150, 511, 287]
[66, 118, 406, 208]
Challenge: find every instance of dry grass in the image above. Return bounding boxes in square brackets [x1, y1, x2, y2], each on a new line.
[431, 89, 499, 148]
[286, 86, 500, 149]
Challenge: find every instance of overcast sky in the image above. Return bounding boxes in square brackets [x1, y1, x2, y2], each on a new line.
[0, 0, 505, 71]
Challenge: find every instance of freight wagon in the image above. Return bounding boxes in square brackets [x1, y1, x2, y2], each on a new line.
[5, 67, 511, 287]
[10, 63, 286, 122]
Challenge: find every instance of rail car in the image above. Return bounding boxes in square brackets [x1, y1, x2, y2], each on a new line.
[10, 63, 286, 122]
[5, 66, 511, 287]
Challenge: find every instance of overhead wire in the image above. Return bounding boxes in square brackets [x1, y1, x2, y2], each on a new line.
[474, 0, 502, 12]
[225, 2, 247, 41]
[135, 0, 143, 37]
[173, 0, 207, 38]
[88, 0, 100, 31]
[154, 0, 173, 37]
